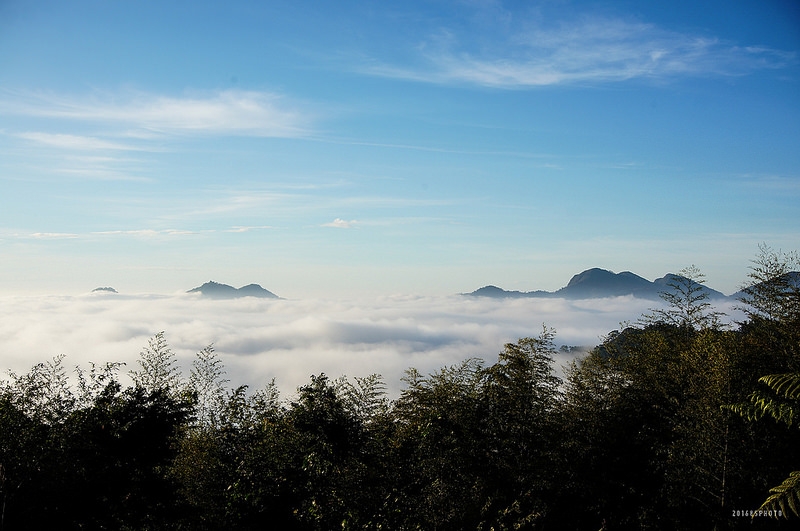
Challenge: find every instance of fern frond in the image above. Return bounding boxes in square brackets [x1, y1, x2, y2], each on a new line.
[759, 373, 800, 400]
[758, 471, 800, 518]
[750, 389, 798, 427]
[724, 401, 760, 422]
[727, 374, 800, 427]
[725, 389, 799, 427]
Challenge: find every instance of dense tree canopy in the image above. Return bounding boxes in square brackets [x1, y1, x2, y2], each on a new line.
[1, 247, 799, 529]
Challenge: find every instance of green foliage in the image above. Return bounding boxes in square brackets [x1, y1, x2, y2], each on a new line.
[727, 372, 800, 519]
[728, 375, 800, 427]
[641, 265, 724, 331]
[336, 373, 388, 423]
[3, 354, 75, 424]
[2, 248, 799, 529]
[562, 311, 792, 529]
[75, 360, 124, 407]
[130, 331, 183, 394]
[760, 471, 800, 518]
[739, 244, 800, 324]
[478, 330, 562, 529]
[760, 373, 800, 401]
[720, 248, 800, 522]
[189, 344, 228, 427]
[384, 330, 564, 530]
[391, 358, 488, 529]
[0, 369, 193, 529]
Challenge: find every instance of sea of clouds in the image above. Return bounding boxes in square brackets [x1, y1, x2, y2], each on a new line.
[0, 293, 742, 399]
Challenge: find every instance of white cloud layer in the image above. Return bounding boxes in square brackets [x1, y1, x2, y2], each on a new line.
[0, 293, 742, 399]
[3, 90, 311, 137]
[368, 17, 795, 87]
[16, 132, 141, 151]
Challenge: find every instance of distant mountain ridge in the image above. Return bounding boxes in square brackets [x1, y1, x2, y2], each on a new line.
[188, 281, 281, 299]
[466, 268, 730, 300]
[92, 287, 118, 293]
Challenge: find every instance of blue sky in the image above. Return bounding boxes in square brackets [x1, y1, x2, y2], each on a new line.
[1, 0, 798, 297]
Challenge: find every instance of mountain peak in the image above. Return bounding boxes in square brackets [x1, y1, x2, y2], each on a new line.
[92, 286, 118, 293]
[466, 267, 731, 300]
[467, 285, 525, 298]
[558, 268, 653, 298]
[187, 281, 281, 299]
[565, 268, 617, 287]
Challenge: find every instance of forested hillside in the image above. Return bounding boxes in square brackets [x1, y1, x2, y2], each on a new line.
[1, 247, 799, 530]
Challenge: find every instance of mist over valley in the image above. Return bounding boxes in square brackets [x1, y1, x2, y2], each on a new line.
[2, 268, 745, 398]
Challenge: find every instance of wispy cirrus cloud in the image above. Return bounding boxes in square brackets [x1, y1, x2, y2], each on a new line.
[310, 135, 555, 158]
[365, 16, 795, 88]
[8, 227, 268, 241]
[224, 226, 275, 233]
[4, 130, 151, 181]
[52, 166, 150, 182]
[16, 132, 142, 151]
[739, 174, 800, 194]
[29, 232, 79, 239]
[92, 229, 199, 237]
[2, 89, 313, 137]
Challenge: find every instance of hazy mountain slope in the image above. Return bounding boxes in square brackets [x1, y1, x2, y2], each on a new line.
[188, 281, 281, 299]
[466, 268, 734, 300]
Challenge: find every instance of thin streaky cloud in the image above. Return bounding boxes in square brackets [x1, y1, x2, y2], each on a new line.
[170, 190, 454, 223]
[224, 226, 276, 233]
[739, 174, 800, 194]
[53, 167, 150, 182]
[66, 155, 144, 164]
[365, 17, 795, 88]
[8, 229, 200, 240]
[184, 191, 303, 217]
[6, 229, 199, 242]
[309, 135, 555, 159]
[93, 229, 198, 237]
[18, 227, 272, 239]
[29, 232, 79, 239]
[336, 196, 454, 208]
[15, 132, 142, 151]
[1, 89, 313, 138]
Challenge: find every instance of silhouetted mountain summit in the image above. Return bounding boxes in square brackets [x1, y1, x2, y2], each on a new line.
[188, 281, 281, 299]
[469, 285, 550, 299]
[466, 268, 729, 300]
[555, 268, 655, 299]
